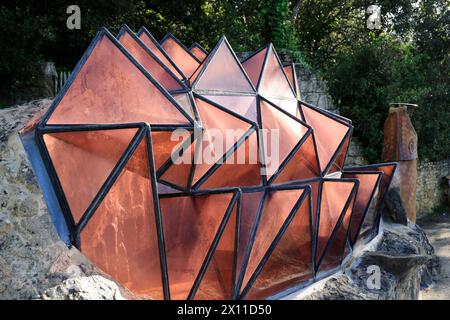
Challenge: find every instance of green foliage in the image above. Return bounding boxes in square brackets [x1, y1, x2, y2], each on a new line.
[0, 0, 448, 161]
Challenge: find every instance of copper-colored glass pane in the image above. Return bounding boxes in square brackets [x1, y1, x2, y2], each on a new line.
[194, 39, 254, 93]
[159, 138, 195, 189]
[237, 191, 264, 284]
[273, 133, 320, 184]
[190, 45, 207, 62]
[316, 180, 355, 265]
[192, 97, 252, 185]
[159, 192, 235, 299]
[241, 188, 305, 291]
[260, 99, 308, 178]
[301, 104, 350, 173]
[283, 64, 299, 98]
[117, 29, 183, 92]
[201, 94, 258, 123]
[80, 137, 163, 299]
[194, 204, 237, 300]
[328, 132, 351, 174]
[160, 36, 200, 78]
[151, 130, 191, 171]
[244, 195, 312, 299]
[199, 130, 261, 189]
[264, 97, 298, 118]
[172, 93, 195, 119]
[346, 163, 396, 239]
[242, 48, 267, 88]
[43, 128, 137, 223]
[258, 47, 295, 100]
[317, 193, 355, 273]
[138, 29, 184, 80]
[342, 172, 381, 244]
[47, 34, 189, 126]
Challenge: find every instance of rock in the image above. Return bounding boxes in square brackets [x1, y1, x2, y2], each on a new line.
[285, 221, 437, 300]
[41, 276, 126, 300]
[382, 187, 408, 225]
[0, 99, 135, 300]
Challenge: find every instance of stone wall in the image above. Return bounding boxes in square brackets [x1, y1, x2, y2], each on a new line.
[417, 159, 450, 217]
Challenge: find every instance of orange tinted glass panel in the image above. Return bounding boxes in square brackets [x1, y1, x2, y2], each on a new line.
[118, 30, 183, 91]
[194, 204, 237, 300]
[151, 130, 191, 171]
[328, 133, 351, 174]
[273, 133, 320, 184]
[342, 172, 381, 244]
[47, 34, 189, 126]
[301, 104, 350, 173]
[201, 95, 258, 123]
[283, 64, 299, 98]
[264, 97, 298, 118]
[192, 97, 252, 184]
[245, 195, 312, 299]
[242, 48, 267, 88]
[194, 40, 254, 93]
[172, 93, 195, 119]
[80, 137, 163, 299]
[316, 180, 354, 265]
[241, 189, 305, 291]
[199, 130, 261, 189]
[259, 47, 295, 100]
[260, 99, 308, 178]
[160, 36, 200, 78]
[138, 30, 184, 80]
[190, 45, 207, 61]
[318, 193, 355, 273]
[159, 192, 234, 299]
[159, 137, 196, 189]
[43, 128, 137, 223]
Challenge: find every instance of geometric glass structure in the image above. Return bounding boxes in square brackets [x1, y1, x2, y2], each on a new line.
[26, 25, 397, 300]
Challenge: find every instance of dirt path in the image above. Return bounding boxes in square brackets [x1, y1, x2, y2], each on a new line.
[419, 215, 450, 300]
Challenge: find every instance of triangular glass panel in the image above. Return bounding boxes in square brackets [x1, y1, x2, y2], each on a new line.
[272, 132, 320, 184]
[160, 33, 200, 78]
[137, 27, 185, 80]
[194, 201, 238, 300]
[258, 46, 296, 100]
[46, 30, 192, 126]
[241, 47, 268, 88]
[159, 191, 236, 299]
[193, 37, 255, 93]
[43, 128, 137, 223]
[79, 135, 164, 299]
[117, 26, 185, 92]
[260, 99, 308, 179]
[301, 103, 352, 174]
[243, 191, 312, 299]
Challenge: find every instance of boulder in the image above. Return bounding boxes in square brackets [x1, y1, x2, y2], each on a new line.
[0, 99, 135, 300]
